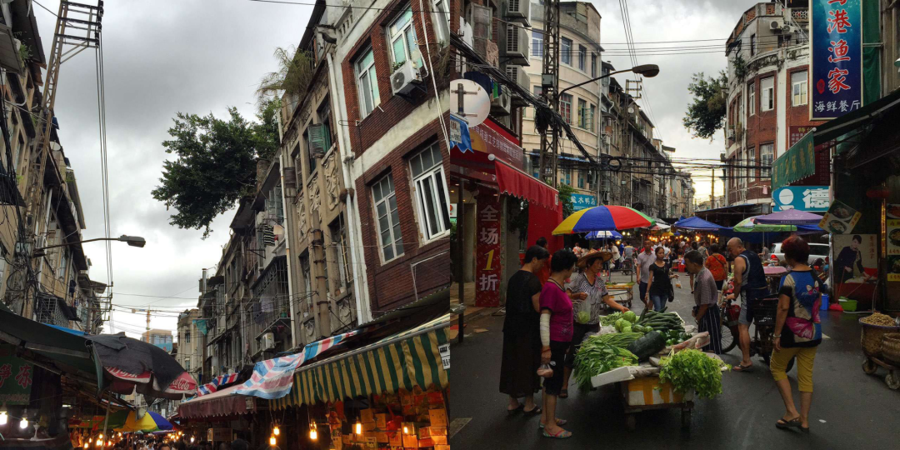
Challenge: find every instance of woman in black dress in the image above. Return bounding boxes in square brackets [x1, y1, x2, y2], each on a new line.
[499, 245, 550, 415]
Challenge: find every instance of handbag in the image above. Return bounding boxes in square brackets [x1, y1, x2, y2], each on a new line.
[668, 284, 675, 302]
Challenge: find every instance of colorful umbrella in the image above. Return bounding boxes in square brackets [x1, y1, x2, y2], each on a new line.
[553, 206, 655, 234]
[104, 411, 173, 432]
[733, 216, 799, 233]
[585, 230, 622, 240]
[754, 209, 823, 225]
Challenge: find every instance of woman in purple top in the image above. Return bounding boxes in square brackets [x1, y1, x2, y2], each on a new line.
[539, 249, 579, 439]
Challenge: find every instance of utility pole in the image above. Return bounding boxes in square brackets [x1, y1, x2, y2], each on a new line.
[711, 168, 715, 207]
[538, 0, 560, 187]
[18, 1, 103, 319]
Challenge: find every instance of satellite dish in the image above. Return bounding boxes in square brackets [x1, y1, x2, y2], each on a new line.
[449, 79, 490, 127]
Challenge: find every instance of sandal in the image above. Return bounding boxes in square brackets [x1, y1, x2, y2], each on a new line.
[539, 418, 568, 429]
[732, 363, 754, 372]
[559, 388, 569, 399]
[507, 404, 523, 415]
[541, 428, 572, 439]
[523, 406, 542, 416]
[775, 417, 801, 430]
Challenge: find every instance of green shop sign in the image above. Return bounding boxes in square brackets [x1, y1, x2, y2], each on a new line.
[772, 130, 816, 190]
[0, 344, 33, 405]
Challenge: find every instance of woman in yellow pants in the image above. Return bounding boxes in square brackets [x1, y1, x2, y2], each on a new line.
[771, 236, 823, 434]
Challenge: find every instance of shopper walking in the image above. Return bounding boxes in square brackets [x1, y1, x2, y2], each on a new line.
[635, 245, 655, 306]
[685, 250, 722, 354]
[539, 249, 579, 439]
[705, 244, 728, 290]
[771, 236, 823, 433]
[644, 247, 678, 312]
[728, 237, 769, 372]
[499, 245, 550, 416]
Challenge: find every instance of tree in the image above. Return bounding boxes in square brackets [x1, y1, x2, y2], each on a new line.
[256, 46, 315, 104]
[557, 183, 577, 218]
[683, 71, 728, 140]
[151, 102, 280, 237]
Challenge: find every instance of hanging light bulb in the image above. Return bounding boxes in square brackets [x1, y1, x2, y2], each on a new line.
[268, 436, 276, 446]
[99, 434, 104, 440]
[308, 423, 317, 441]
[83, 443, 89, 449]
[190, 437, 195, 444]
[355, 420, 362, 435]
[0, 410, 7, 425]
[96, 440, 103, 447]
[403, 426, 409, 434]
[19, 417, 28, 429]
[89, 438, 93, 444]
[273, 425, 280, 436]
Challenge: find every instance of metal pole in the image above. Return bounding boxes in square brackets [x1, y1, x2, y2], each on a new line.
[457, 178, 465, 344]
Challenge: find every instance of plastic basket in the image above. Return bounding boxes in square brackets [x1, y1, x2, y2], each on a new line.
[840, 298, 858, 312]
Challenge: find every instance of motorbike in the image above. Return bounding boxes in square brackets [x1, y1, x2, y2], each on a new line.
[719, 285, 795, 372]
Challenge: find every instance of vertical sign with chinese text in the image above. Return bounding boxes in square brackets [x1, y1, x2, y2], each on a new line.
[0, 344, 33, 405]
[475, 194, 501, 307]
[811, 0, 863, 120]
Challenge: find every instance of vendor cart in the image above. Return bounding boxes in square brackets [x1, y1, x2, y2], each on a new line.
[620, 376, 694, 430]
[860, 320, 900, 390]
[606, 282, 634, 309]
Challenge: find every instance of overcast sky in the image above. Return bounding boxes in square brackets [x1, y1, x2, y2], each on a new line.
[32, 0, 313, 338]
[31, 0, 753, 338]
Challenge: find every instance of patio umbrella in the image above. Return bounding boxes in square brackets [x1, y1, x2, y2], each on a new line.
[585, 230, 622, 240]
[103, 411, 173, 432]
[754, 209, 824, 225]
[673, 216, 724, 231]
[89, 333, 197, 399]
[553, 205, 655, 234]
[733, 216, 799, 233]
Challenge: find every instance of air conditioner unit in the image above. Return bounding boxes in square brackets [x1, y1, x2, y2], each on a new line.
[506, 65, 530, 91]
[490, 86, 511, 116]
[769, 19, 783, 31]
[504, 0, 530, 26]
[391, 59, 425, 96]
[261, 332, 276, 351]
[502, 24, 530, 66]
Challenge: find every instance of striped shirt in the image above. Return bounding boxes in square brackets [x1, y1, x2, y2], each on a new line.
[565, 272, 609, 325]
[693, 268, 718, 307]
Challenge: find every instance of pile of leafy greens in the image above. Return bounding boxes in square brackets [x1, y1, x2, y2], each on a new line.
[573, 338, 638, 391]
[658, 349, 728, 399]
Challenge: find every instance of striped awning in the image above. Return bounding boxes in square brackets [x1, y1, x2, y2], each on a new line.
[271, 315, 449, 409]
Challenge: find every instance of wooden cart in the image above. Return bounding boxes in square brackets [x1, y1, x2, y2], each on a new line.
[619, 376, 694, 430]
[606, 283, 634, 309]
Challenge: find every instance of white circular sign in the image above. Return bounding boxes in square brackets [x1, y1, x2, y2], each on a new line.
[449, 79, 490, 127]
[778, 188, 794, 206]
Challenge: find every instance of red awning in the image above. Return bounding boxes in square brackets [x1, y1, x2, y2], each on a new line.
[451, 148, 558, 210]
[176, 384, 256, 419]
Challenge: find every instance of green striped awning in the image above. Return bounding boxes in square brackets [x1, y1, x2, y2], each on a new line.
[271, 315, 449, 409]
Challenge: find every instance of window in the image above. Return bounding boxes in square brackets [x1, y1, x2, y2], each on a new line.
[410, 143, 451, 241]
[300, 252, 312, 304]
[388, 6, 422, 68]
[760, 143, 774, 177]
[372, 173, 404, 262]
[591, 54, 597, 77]
[578, 45, 586, 71]
[761, 76, 774, 112]
[589, 104, 596, 132]
[532, 30, 543, 58]
[748, 83, 756, 116]
[559, 94, 572, 124]
[748, 147, 756, 179]
[318, 99, 335, 152]
[791, 71, 808, 106]
[57, 250, 68, 279]
[265, 184, 284, 224]
[577, 170, 585, 189]
[185, 333, 191, 344]
[185, 360, 191, 371]
[563, 167, 572, 185]
[531, 154, 540, 178]
[750, 34, 757, 56]
[329, 216, 352, 294]
[577, 99, 588, 128]
[355, 48, 380, 118]
[533, 85, 542, 97]
[561, 37, 572, 65]
[431, 0, 450, 44]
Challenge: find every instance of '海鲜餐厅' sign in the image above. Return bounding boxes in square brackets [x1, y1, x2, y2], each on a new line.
[810, 0, 863, 120]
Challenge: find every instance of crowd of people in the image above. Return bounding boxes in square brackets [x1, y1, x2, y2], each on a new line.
[113, 437, 258, 450]
[498, 234, 824, 438]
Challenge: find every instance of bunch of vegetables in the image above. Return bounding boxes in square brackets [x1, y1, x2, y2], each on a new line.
[575, 311, 592, 324]
[636, 310, 685, 335]
[663, 329, 692, 347]
[590, 332, 643, 348]
[574, 338, 638, 390]
[658, 349, 729, 399]
[600, 312, 623, 326]
[612, 311, 639, 333]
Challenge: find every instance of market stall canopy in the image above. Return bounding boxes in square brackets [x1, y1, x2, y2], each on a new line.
[270, 315, 450, 410]
[673, 217, 725, 231]
[107, 410, 173, 432]
[585, 230, 622, 240]
[177, 384, 256, 419]
[732, 216, 824, 234]
[754, 209, 824, 225]
[452, 149, 558, 210]
[90, 333, 197, 399]
[554, 206, 655, 234]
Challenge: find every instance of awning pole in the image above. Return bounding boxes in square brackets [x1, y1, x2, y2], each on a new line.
[101, 392, 111, 441]
[457, 178, 465, 345]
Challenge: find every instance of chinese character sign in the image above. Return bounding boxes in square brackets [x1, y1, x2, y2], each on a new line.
[773, 186, 830, 212]
[475, 194, 502, 307]
[570, 194, 598, 212]
[0, 345, 33, 405]
[811, 0, 862, 120]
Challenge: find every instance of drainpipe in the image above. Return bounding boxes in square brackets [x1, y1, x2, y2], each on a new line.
[278, 150, 298, 350]
[327, 51, 371, 324]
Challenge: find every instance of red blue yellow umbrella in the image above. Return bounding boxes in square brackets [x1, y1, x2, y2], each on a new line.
[553, 205, 655, 234]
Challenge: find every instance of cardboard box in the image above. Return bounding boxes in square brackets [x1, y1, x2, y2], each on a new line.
[360, 409, 374, 423]
[429, 427, 447, 436]
[402, 435, 418, 447]
[363, 422, 376, 432]
[416, 438, 434, 447]
[417, 427, 431, 438]
[375, 432, 389, 443]
[376, 414, 388, 429]
[431, 435, 448, 445]
[429, 408, 448, 427]
[434, 445, 451, 450]
[590, 366, 634, 388]
[623, 377, 694, 406]
[389, 432, 402, 447]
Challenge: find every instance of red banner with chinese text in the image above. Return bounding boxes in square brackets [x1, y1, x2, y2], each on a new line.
[475, 194, 501, 307]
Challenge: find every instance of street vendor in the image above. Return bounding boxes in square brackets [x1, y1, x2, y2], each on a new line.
[560, 251, 629, 398]
[685, 250, 723, 354]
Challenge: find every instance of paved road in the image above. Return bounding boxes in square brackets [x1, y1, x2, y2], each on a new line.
[448, 274, 900, 449]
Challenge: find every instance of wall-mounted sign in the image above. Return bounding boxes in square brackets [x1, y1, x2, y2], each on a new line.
[0, 344, 33, 405]
[570, 193, 598, 211]
[773, 186, 830, 212]
[819, 199, 861, 234]
[810, 0, 863, 120]
[475, 193, 501, 307]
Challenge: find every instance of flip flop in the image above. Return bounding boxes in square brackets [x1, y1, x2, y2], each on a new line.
[507, 404, 524, 415]
[539, 418, 568, 429]
[523, 406, 542, 416]
[559, 388, 569, 399]
[775, 417, 801, 430]
[541, 428, 572, 439]
[732, 363, 753, 372]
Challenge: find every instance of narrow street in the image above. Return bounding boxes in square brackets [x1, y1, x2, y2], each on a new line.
[449, 274, 900, 449]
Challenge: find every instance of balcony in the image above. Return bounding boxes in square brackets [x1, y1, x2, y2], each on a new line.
[247, 256, 291, 358]
[35, 293, 79, 328]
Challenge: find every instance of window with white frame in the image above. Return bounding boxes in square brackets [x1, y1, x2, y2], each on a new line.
[372, 173, 404, 262]
[431, 0, 450, 44]
[532, 30, 543, 58]
[329, 216, 352, 293]
[388, 6, 423, 69]
[748, 147, 756, 180]
[578, 45, 586, 71]
[577, 99, 588, 129]
[761, 76, 774, 112]
[410, 143, 451, 241]
[760, 143, 774, 177]
[749, 83, 756, 116]
[561, 37, 572, 65]
[560, 94, 572, 123]
[589, 104, 596, 132]
[591, 54, 597, 77]
[791, 71, 808, 106]
[354, 48, 380, 118]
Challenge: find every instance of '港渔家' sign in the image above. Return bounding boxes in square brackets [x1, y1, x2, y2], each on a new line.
[810, 0, 863, 120]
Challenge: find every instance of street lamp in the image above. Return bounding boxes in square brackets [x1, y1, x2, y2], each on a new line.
[558, 64, 660, 96]
[34, 235, 146, 253]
